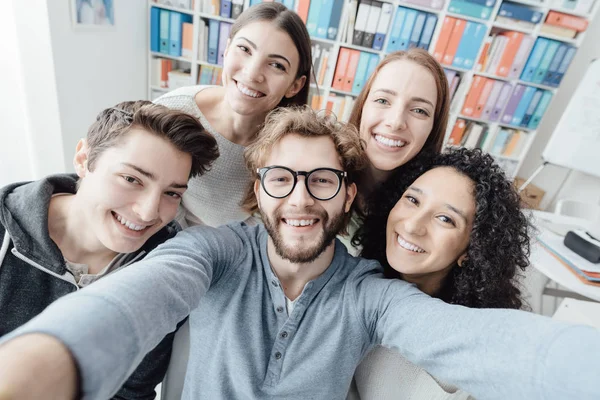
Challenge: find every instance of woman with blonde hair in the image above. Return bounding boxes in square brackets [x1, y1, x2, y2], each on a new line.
[343, 49, 473, 400]
[348, 48, 450, 210]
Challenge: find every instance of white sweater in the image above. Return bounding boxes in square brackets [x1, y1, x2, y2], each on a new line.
[154, 86, 252, 228]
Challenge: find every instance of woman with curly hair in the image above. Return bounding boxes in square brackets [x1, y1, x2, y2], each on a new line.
[349, 148, 530, 400]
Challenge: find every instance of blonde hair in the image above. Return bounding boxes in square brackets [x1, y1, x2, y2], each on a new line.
[241, 106, 368, 225]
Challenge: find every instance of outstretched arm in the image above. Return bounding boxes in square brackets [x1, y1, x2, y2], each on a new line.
[0, 334, 78, 400]
[0, 225, 245, 400]
[355, 272, 600, 400]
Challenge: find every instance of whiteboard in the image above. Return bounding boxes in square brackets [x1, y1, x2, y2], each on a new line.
[542, 58, 600, 178]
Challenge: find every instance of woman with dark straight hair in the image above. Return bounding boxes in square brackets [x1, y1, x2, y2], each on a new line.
[155, 2, 313, 228]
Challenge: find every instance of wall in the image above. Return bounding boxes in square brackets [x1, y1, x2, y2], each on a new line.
[3, 0, 597, 199]
[517, 9, 600, 211]
[1, 0, 149, 187]
[0, 0, 65, 185]
[47, 0, 149, 171]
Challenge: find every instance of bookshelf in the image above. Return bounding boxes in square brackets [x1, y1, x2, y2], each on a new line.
[147, 0, 600, 179]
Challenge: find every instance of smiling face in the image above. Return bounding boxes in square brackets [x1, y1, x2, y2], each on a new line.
[385, 167, 476, 287]
[222, 21, 306, 117]
[360, 59, 437, 176]
[75, 128, 191, 254]
[254, 134, 356, 263]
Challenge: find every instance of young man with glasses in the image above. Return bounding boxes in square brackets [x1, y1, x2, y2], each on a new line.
[0, 106, 600, 400]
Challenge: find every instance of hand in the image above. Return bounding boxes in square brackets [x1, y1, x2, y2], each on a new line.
[0, 334, 78, 400]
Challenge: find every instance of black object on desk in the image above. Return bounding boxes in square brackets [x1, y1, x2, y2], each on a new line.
[564, 231, 600, 264]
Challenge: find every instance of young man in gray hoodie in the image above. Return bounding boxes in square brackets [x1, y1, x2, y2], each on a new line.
[0, 107, 600, 400]
[0, 100, 218, 399]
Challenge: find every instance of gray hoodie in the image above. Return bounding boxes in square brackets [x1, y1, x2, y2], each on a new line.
[0, 174, 181, 400]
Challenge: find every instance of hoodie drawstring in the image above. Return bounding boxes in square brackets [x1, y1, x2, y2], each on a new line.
[0, 231, 11, 269]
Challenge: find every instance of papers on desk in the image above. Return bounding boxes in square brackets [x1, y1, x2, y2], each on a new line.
[537, 230, 600, 286]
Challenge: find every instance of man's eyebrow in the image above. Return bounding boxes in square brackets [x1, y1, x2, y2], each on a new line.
[371, 89, 435, 108]
[123, 163, 155, 180]
[122, 163, 188, 190]
[235, 37, 292, 68]
[170, 183, 189, 190]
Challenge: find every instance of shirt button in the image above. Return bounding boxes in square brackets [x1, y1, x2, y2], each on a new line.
[280, 331, 288, 339]
[275, 352, 282, 360]
[271, 279, 279, 287]
[276, 306, 284, 313]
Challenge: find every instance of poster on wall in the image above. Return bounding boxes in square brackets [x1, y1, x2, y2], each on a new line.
[71, 0, 115, 28]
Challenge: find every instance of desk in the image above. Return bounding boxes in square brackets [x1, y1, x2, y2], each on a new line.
[525, 210, 600, 309]
[531, 241, 600, 302]
[552, 298, 600, 329]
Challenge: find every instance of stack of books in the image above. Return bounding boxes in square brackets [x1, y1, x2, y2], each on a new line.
[330, 49, 380, 94]
[537, 230, 600, 287]
[344, 2, 438, 52]
[444, 69, 463, 101]
[433, 17, 486, 70]
[520, 37, 577, 87]
[448, 0, 497, 20]
[384, 7, 438, 52]
[460, 76, 512, 122]
[200, 0, 245, 18]
[150, 7, 193, 58]
[197, 20, 232, 65]
[548, 0, 596, 14]
[305, 0, 345, 40]
[496, 2, 543, 30]
[487, 126, 529, 158]
[500, 85, 553, 129]
[447, 118, 489, 149]
[324, 93, 356, 121]
[476, 31, 535, 79]
[540, 11, 589, 39]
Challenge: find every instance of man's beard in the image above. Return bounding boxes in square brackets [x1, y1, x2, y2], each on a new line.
[260, 206, 346, 264]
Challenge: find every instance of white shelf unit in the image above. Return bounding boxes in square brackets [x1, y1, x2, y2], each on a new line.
[147, 0, 249, 101]
[147, 0, 600, 179]
[439, 0, 598, 178]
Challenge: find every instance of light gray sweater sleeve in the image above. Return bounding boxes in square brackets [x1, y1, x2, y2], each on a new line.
[0, 224, 244, 400]
[354, 270, 600, 400]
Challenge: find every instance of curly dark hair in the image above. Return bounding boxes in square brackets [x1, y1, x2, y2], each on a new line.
[354, 148, 531, 310]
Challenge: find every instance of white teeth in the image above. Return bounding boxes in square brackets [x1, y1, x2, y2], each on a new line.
[375, 134, 406, 148]
[115, 214, 147, 231]
[237, 82, 263, 98]
[397, 236, 425, 253]
[285, 219, 317, 227]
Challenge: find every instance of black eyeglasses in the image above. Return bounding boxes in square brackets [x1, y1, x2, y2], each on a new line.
[257, 166, 347, 201]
